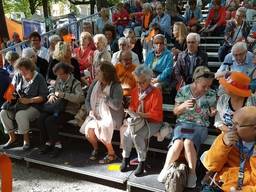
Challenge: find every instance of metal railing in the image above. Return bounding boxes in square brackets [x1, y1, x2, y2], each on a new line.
[0, 7, 115, 58]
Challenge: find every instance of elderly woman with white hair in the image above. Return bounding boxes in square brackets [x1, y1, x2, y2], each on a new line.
[48, 34, 61, 61]
[47, 41, 81, 84]
[216, 41, 255, 78]
[144, 34, 173, 88]
[111, 37, 140, 66]
[0, 58, 48, 150]
[92, 34, 111, 78]
[22, 47, 49, 79]
[120, 65, 163, 176]
[4, 51, 19, 77]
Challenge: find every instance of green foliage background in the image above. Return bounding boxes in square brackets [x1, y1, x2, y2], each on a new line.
[3, 0, 120, 18]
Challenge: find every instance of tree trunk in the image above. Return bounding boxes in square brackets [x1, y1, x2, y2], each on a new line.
[28, 0, 37, 15]
[0, 0, 9, 41]
[42, 0, 49, 31]
[90, 0, 96, 14]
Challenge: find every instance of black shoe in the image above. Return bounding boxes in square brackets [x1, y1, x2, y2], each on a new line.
[2, 141, 19, 149]
[120, 158, 130, 172]
[38, 145, 54, 154]
[22, 143, 31, 151]
[49, 147, 62, 158]
[134, 161, 146, 176]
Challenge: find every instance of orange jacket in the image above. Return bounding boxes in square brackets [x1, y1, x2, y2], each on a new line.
[129, 86, 163, 123]
[203, 133, 256, 192]
[115, 63, 137, 96]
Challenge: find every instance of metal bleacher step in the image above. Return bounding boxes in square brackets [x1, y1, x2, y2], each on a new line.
[24, 147, 132, 184]
[207, 52, 218, 58]
[208, 61, 221, 68]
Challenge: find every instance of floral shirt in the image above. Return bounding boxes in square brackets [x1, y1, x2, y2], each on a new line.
[175, 84, 217, 127]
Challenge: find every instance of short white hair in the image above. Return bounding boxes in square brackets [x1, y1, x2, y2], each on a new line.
[5, 51, 19, 62]
[133, 65, 153, 82]
[93, 34, 108, 48]
[118, 37, 130, 45]
[142, 3, 152, 12]
[231, 42, 247, 54]
[22, 47, 36, 58]
[49, 34, 61, 44]
[187, 33, 200, 43]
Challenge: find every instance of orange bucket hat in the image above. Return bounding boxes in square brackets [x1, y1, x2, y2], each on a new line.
[219, 72, 251, 97]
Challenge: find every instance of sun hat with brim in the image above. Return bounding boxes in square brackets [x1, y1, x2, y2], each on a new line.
[219, 72, 251, 97]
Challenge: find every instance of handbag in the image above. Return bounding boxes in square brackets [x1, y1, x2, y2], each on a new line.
[165, 161, 189, 192]
[1, 101, 30, 112]
[127, 116, 146, 134]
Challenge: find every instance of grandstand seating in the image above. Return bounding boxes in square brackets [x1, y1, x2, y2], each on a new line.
[0, 2, 233, 191]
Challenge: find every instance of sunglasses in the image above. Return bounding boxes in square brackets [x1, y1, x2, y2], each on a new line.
[196, 73, 214, 79]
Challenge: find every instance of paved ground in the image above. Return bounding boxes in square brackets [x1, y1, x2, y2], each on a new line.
[8, 160, 125, 192]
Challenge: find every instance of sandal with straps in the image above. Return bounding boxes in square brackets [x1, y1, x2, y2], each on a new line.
[99, 154, 117, 164]
[89, 149, 98, 161]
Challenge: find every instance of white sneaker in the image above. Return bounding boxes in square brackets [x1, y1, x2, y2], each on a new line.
[157, 168, 168, 183]
[186, 173, 197, 188]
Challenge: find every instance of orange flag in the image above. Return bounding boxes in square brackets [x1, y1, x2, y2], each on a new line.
[3, 84, 15, 102]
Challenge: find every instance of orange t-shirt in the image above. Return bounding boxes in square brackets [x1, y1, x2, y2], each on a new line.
[115, 63, 137, 96]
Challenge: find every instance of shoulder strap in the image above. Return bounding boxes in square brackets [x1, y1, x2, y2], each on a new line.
[237, 140, 255, 190]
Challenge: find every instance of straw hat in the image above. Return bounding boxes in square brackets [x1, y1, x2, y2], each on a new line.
[219, 72, 251, 97]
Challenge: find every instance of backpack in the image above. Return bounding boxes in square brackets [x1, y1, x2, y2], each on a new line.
[165, 161, 189, 192]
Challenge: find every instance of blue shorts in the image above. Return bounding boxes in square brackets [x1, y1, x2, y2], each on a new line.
[170, 122, 208, 151]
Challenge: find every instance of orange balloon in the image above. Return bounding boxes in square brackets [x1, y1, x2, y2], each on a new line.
[63, 34, 73, 43]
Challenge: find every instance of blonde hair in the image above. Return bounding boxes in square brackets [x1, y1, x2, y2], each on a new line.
[53, 41, 70, 61]
[174, 22, 188, 44]
[80, 32, 93, 45]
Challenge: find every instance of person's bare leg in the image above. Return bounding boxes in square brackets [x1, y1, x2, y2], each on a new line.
[158, 139, 184, 182]
[6, 131, 16, 144]
[184, 139, 198, 188]
[86, 128, 98, 150]
[183, 139, 197, 174]
[23, 133, 30, 145]
[162, 139, 184, 170]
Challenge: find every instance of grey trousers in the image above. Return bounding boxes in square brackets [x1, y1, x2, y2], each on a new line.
[122, 122, 162, 161]
[0, 107, 40, 134]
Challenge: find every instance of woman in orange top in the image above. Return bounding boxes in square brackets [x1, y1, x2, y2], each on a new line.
[115, 50, 137, 96]
[73, 32, 95, 75]
[120, 65, 163, 176]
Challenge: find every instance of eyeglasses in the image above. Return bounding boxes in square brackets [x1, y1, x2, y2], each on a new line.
[233, 51, 246, 57]
[154, 42, 164, 45]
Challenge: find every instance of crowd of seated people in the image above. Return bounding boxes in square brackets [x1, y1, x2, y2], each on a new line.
[1, 0, 256, 191]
